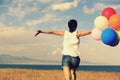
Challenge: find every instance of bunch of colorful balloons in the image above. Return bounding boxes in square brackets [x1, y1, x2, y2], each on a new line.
[92, 7, 120, 47]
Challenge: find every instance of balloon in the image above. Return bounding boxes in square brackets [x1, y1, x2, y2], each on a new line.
[94, 16, 109, 30]
[116, 30, 120, 40]
[110, 38, 119, 47]
[101, 28, 118, 46]
[101, 7, 116, 20]
[91, 27, 102, 41]
[109, 14, 120, 30]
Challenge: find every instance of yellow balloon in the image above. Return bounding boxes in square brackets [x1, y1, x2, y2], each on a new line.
[94, 16, 109, 30]
[116, 30, 120, 40]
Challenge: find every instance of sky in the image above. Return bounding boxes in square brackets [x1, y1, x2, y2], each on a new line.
[0, 0, 120, 65]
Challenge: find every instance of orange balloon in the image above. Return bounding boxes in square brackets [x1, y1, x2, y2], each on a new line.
[109, 14, 120, 30]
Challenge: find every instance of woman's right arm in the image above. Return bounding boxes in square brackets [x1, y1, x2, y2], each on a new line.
[34, 30, 64, 37]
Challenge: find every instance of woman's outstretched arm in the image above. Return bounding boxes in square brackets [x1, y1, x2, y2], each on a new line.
[77, 30, 92, 38]
[34, 30, 64, 37]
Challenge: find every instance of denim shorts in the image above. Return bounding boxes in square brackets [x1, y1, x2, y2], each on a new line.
[62, 55, 80, 69]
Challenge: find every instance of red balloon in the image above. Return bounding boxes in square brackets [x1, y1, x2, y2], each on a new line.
[109, 14, 120, 30]
[101, 7, 116, 20]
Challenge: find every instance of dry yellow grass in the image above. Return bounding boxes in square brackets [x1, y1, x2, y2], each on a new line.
[0, 69, 120, 80]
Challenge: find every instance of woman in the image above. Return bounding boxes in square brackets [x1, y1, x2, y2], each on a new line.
[35, 19, 91, 80]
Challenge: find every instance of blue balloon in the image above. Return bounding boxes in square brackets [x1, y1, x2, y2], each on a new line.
[110, 38, 119, 47]
[101, 28, 118, 46]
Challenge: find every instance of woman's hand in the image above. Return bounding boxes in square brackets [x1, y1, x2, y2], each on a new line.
[34, 30, 42, 37]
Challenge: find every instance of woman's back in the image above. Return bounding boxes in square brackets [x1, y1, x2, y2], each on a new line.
[62, 31, 80, 57]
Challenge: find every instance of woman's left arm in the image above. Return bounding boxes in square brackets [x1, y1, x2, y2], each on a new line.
[77, 30, 92, 38]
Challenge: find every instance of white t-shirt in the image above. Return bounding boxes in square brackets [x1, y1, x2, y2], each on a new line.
[62, 31, 80, 57]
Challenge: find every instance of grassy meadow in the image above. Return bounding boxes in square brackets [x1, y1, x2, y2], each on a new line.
[0, 69, 120, 80]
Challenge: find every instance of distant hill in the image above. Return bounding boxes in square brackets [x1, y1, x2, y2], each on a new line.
[81, 61, 97, 65]
[0, 54, 61, 64]
[0, 54, 42, 64]
[0, 54, 96, 65]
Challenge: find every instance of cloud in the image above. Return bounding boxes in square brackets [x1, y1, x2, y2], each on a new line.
[37, 0, 54, 4]
[0, 45, 25, 53]
[0, 25, 34, 54]
[81, 0, 86, 4]
[80, 35, 120, 65]
[0, 23, 62, 59]
[51, 48, 61, 55]
[6, 0, 38, 19]
[83, 3, 105, 14]
[0, 26, 28, 37]
[8, 6, 38, 19]
[83, 2, 120, 14]
[111, 4, 120, 10]
[26, 13, 60, 26]
[26, 14, 53, 26]
[51, 0, 79, 11]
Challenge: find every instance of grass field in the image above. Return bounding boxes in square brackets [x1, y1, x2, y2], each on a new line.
[0, 69, 120, 80]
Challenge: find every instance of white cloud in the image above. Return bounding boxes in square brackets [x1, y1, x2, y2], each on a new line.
[83, 2, 120, 14]
[0, 22, 5, 27]
[26, 14, 52, 26]
[37, 0, 54, 3]
[81, 0, 86, 4]
[80, 35, 120, 65]
[51, 48, 61, 55]
[26, 13, 60, 26]
[0, 25, 34, 54]
[0, 23, 62, 59]
[51, 0, 79, 11]
[83, 3, 105, 14]
[110, 4, 120, 10]
[8, 6, 38, 19]
[0, 27, 28, 37]
[0, 45, 25, 53]
[7, 0, 38, 19]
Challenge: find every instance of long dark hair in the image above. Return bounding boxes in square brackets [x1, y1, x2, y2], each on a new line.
[68, 19, 77, 32]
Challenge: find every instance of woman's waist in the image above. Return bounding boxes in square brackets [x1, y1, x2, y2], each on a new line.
[62, 49, 80, 57]
[63, 46, 79, 50]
